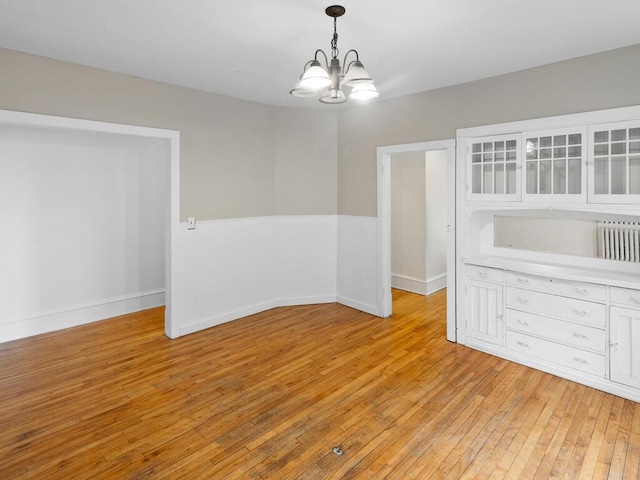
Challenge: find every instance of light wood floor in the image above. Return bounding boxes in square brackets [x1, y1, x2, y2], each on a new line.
[1, 289, 639, 479]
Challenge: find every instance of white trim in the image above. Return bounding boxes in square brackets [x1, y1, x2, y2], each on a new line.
[0, 109, 180, 340]
[377, 139, 457, 341]
[0, 289, 165, 343]
[457, 104, 640, 138]
[337, 296, 378, 316]
[277, 295, 337, 307]
[179, 300, 278, 336]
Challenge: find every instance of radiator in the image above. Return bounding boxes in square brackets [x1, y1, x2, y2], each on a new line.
[598, 221, 640, 262]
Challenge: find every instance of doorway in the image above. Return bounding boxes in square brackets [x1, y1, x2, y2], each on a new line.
[376, 140, 456, 341]
[0, 109, 180, 342]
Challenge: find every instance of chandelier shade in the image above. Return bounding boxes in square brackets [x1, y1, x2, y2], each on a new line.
[290, 5, 378, 104]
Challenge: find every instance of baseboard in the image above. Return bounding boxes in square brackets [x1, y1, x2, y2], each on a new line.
[0, 289, 165, 344]
[391, 273, 446, 296]
[337, 296, 378, 316]
[179, 300, 279, 336]
[277, 295, 337, 307]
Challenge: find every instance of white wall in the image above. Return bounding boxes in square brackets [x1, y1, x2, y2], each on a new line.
[173, 215, 338, 336]
[0, 125, 168, 342]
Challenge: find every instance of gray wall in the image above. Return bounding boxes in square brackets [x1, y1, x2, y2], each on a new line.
[337, 44, 640, 216]
[391, 151, 426, 281]
[0, 48, 338, 220]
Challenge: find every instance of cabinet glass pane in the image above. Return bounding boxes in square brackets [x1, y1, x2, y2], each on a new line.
[568, 159, 581, 194]
[594, 131, 609, 143]
[594, 144, 609, 156]
[553, 135, 566, 146]
[472, 165, 482, 193]
[553, 159, 566, 194]
[630, 156, 640, 194]
[612, 129, 627, 142]
[540, 136, 552, 148]
[611, 156, 627, 194]
[568, 134, 581, 145]
[612, 142, 627, 155]
[494, 164, 505, 194]
[540, 160, 552, 194]
[568, 146, 581, 157]
[506, 163, 517, 194]
[483, 164, 493, 193]
[526, 162, 537, 194]
[594, 158, 609, 194]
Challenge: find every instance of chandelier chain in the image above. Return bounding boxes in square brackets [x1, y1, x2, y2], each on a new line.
[331, 17, 339, 59]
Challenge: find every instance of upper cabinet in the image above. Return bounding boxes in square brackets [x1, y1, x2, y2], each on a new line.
[589, 121, 640, 204]
[468, 134, 521, 202]
[464, 115, 640, 205]
[522, 127, 587, 203]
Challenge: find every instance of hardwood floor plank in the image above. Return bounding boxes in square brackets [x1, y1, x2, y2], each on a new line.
[1, 290, 639, 479]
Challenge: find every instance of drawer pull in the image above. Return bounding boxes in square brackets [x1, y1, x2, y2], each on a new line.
[572, 332, 588, 340]
[516, 278, 530, 285]
[573, 357, 589, 365]
[631, 296, 640, 305]
[516, 341, 530, 348]
[516, 297, 530, 305]
[516, 319, 530, 326]
[572, 308, 589, 317]
[478, 271, 489, 278]
[574, 287, 589, 296]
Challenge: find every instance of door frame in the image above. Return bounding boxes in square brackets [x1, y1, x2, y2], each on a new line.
[376, 139, 457, 341]
[0, 109, 180, 338]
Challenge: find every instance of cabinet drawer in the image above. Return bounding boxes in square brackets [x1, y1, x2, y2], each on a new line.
[465, 265, 503, 283]
[506, 331, 605, 377]
[505, 271, 606, 302]
[610, 286, 640, 309]
[506, 287, 605, 328]
[505, 309, 605, 353]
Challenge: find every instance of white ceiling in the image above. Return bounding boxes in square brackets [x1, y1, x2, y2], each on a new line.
[1, 0, 640, 108]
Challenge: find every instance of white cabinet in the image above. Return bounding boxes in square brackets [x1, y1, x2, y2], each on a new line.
[522, 127, 587, 203]
[589, 120, 640, 203]
[468, 134, 521, 201]
[465, 266, 504, 346]
[610, 285, 640, 389]
[610, 306, 640, 389]
[503, 271, 606, 378]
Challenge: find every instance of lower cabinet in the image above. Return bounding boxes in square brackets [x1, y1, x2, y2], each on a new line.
[466, 277, 503, 346]
[464, 263, 640, 401]
[610, 306, 640, 389]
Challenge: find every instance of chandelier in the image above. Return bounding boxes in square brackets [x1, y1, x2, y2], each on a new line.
[290, 5, 379, 104]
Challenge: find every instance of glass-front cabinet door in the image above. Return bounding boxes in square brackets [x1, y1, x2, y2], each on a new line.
[522, 127, 587, 203]
[468, 134, 521, 201]
[589, 121, 640, 203]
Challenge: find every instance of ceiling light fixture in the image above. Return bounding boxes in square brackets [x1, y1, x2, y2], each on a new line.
[290, 5, 378, 104]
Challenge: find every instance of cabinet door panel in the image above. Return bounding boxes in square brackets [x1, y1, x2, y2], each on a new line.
[466, 279, 503, 346]
[610, 306, 640, 389]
